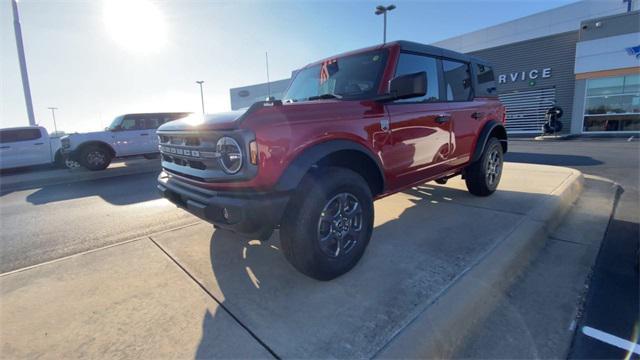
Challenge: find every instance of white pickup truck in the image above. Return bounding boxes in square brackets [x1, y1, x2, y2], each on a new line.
[61, 112, 190, 170]
[0, 126, 75, 170]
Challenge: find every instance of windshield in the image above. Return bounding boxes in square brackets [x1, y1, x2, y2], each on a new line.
[283, 49, 388, 102]
[106, 115, 124, 130]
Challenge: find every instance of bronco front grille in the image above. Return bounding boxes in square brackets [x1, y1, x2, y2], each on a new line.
[158, 132, 220, 173]
[160, 135, 201, 147]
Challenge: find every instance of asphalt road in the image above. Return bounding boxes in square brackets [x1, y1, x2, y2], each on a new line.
[506, 138, 639, 359]
[0, 171, 198, 273]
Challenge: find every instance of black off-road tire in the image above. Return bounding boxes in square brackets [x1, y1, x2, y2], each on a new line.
[464, 137, 503, 196]
[80, 145, 112, 171]
[280, 167, 374, 281]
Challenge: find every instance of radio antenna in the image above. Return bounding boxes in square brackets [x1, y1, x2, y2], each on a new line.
[265, 52, 272, 100]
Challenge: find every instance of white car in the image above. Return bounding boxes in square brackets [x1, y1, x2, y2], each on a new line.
[61, 112, 190, 170]
[0, 126, 74, 170]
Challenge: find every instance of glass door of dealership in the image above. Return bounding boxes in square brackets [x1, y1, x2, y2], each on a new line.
[583, 74, 640, 132]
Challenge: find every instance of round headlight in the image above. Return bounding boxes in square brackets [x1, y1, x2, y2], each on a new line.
[216, 136, 243, 174]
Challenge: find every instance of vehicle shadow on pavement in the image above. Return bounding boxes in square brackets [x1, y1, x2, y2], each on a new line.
[506, 152, 603, 166]
[24, 172, 160, 205]
[192, 183, 551, 358]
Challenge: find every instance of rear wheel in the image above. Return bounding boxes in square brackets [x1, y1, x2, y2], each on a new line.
[280, 167, 374, 281]
[80, 145, 112, 171]
[64, 158, 81, 169]
[464, 137, 503, 196]
[54, 152, 79, 169]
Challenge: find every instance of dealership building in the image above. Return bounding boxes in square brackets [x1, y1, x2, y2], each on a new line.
[230, 0, 639, 135]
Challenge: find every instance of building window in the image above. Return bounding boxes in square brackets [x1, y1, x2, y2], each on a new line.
[583, 74, 640, 132]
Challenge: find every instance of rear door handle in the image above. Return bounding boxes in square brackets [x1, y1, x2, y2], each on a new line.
[435, 115, 451, 124]
[140, 133, 149, 136]
[34, 142, 44, 145]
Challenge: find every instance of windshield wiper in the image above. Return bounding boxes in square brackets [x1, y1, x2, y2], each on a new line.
[308, 93, 343, 101]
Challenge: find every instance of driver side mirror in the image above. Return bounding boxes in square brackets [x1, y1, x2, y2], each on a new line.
[389, 71, 427, 100]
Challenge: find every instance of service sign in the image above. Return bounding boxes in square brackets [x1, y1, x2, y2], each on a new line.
[498, 68, 552, 84]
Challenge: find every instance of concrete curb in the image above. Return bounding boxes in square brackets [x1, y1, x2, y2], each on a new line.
[534, 134, 572, 141]
[375, 169, 584, 359]
[0, 160, 160, 192]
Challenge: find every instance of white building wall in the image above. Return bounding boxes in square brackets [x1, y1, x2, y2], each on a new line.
[575, 32, 640, 74]
[432, 0, 639, 53]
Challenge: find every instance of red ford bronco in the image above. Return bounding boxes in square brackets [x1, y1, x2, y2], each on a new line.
[157, 41, 507, 280]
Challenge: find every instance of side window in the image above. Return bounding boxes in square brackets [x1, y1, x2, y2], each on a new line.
[443, 59, 472, 101]
[144, 117, 161, 129]
[475, 64, 497, 97]
[163, 113, 187, 124]
[394, 53, 440, 102]
[120, 118, 143, 130]
[0, 129, 42, 143]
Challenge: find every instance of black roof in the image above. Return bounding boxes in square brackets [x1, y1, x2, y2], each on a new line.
[122, 112, 191, 118]
[393, 40, 490, 65]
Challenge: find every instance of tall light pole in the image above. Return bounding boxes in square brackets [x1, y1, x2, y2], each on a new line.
[375, 4, 396, 44]
[195, 81, 205, 114]
[12, 0, 36, 126]
[47, 107, 58, 134]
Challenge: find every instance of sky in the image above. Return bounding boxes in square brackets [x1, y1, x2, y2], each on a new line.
[1, 0, 577, 133]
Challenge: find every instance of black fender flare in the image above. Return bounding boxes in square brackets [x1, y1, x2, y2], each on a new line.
[75, 141, 116, 159]
[471, 120, 508, 163]
[274, 140, 385, 193]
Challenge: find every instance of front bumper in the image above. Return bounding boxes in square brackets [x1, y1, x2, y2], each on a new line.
[157, 171, 290, 236]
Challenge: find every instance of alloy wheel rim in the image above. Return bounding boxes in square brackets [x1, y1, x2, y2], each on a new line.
[317, 192, 363, 258]
[87, 151, 105, 166]
[65, 159, 80, 169]
[485, 148, 501, 186]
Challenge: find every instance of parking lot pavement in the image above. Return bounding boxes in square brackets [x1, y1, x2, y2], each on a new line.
[455, 176, 620, 358]
[506, 139, 639, 359]
[0, 157, 160, 193]
[0, 162, 592, 358]
[0, 171, 197, 273]
[0, 239, 272, 359]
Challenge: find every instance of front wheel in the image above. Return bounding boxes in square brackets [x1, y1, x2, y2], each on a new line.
[464, 137, 503, 196]
[80, 146, 112, 171]
[280, 167, 374, 281]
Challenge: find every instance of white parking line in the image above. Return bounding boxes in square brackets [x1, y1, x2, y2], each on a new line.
[582, 326, 640, 355]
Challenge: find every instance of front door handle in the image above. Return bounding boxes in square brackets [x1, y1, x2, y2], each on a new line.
[435, 115, 451, 124]
[471, 112, 485, 120]
[0, 146, 10, 149]
[140, 133, 149, 136]
[34, 142, 44, 145]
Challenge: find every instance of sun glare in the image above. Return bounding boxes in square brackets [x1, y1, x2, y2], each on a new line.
[103, 0, 167, 54]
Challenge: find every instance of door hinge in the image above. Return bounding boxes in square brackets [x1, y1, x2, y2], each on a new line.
[380, 119, 390, 131]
